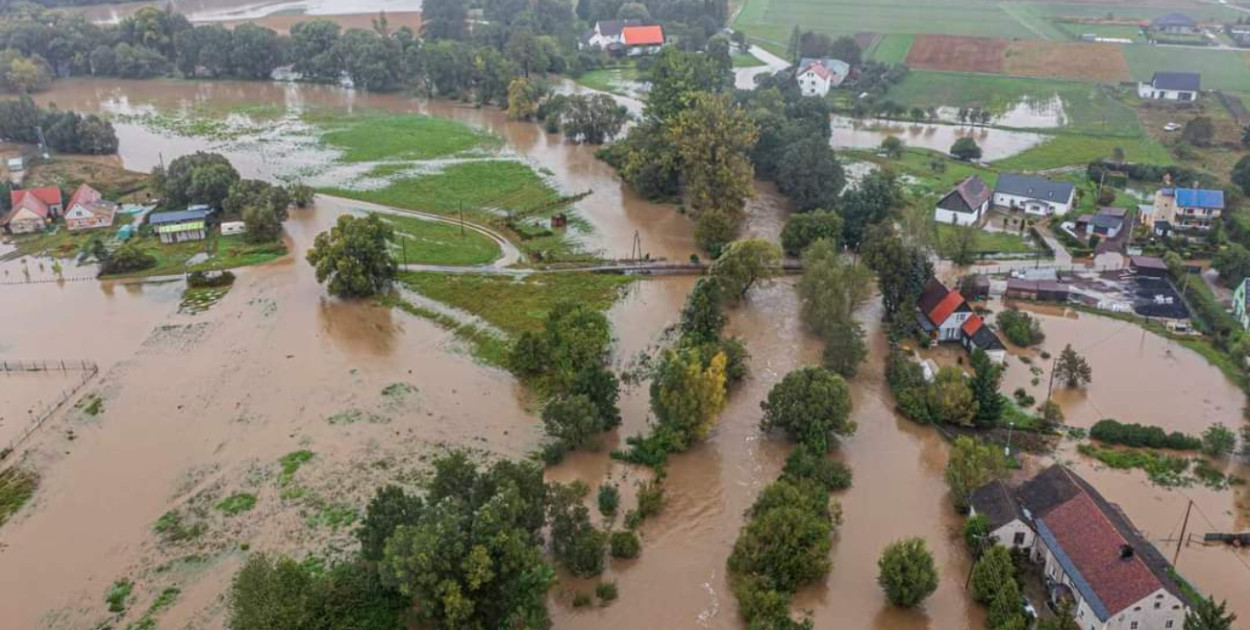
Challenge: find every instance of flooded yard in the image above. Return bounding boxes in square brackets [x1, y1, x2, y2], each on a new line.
[831, 115, 1048, 162]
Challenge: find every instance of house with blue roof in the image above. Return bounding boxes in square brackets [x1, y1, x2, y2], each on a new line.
[147, 207, 210, 244]
[1150, 186, 1223, 233]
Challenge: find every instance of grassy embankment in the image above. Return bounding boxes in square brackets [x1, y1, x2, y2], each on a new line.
[314, 113, 592, 264]
[377, 212, 501, 267]
[386, 272, 635, 367]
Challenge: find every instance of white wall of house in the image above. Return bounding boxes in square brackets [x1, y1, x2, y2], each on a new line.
[934, 199, 988, 226]
[1136, 84, 1197, 101]
[65, 205, 113, 231]
[4, 208, 45, 234]
[937, 311, 971, 341]
[989, 519, 1035, 550]
[797, 69, 831, 97]
[994, 192, 1072, 216]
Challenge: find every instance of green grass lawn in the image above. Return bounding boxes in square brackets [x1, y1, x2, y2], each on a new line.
[935, 223, 1038, 256]
[868, 34, 913, 63]
[733, 0, 1038, 41]
[1025, 2, 1239, 22]
[312, 113, 498, 162]
[2, 214, 134, 261]
[1051, 22, 1145, 42]
[993, 133, 1171, 171]
[376, 212, 501, 266]
[1123, 45, 1250, 92]
[848, 148, 1000, 197]
[732, 52, 766, 68]
[107, 233, 288, 278]
[886, 71, 1142, 136]
[575, 67, 645, 97]
[397, 272, 635, 337]
[322, 161, 560, 221]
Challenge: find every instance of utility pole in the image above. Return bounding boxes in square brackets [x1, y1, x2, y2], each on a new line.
[402, 239, 407, 266]
[459, 202, 465, 238]
[1173, 499, 1194, 567]
[1046, 356, 1058, 402]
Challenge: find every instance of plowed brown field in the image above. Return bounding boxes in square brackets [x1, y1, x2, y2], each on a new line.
[904, 35, 1006, 73]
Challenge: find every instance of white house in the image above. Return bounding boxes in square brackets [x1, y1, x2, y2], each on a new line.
[917, 278, 1006, 361]
[580, 20, 634, 50]
[0, 194, 49, 234]
[934, 176, 991, 226]
[971, 467, 1190, 630]
[63, 183, 117, 231]
[621, 24, 665, 56]
[993, 173, 1075, 216]
[795, 58, 849, 97]
[1137, 72, 1200, 102]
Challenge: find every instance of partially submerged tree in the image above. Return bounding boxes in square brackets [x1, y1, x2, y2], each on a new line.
[944, 435, 1006, 509]
[1053, 344, 1092, 388]
[950, 137, 982, 161]
[709, 238, 781, 303]
[305, 214, 397, 298]
[877, 537, 939, 608]
[759, 366, 856, 453]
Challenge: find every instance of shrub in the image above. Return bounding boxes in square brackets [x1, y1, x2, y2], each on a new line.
[597, 484, 620, 517]
[781, 446, 853, 491]
[595, 581, 619, 604]
[962, 513, 989, 554]
[997, 309, 1044, 347]
[187, 270, 235, 288]
[106, 579, 133, 613]
[1202, 423, 1236, 457]
[1012, 388, 1036, 407]
[1090, 419, 1201, 451]
[609, 530, 641, 559]
[877, 538, 939, 608]
[572, 592, 592, 607]
[635, 476, 665, 519]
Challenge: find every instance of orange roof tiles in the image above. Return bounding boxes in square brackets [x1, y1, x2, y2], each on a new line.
[623, 25, 664, 46]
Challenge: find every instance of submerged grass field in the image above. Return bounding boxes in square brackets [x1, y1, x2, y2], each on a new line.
[575, 67, 645, 97]
[312, 113, 498, 162]
[886, 71, 1141, 135]
[376, 212, 502, 267]
[398, 272, 635, 337]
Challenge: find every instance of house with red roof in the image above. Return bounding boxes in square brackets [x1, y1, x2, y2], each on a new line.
[918, 278, 1006, 361]
[2, 186, 63, 234]
[795, 57, 850, 97]
[621, 24, 665, 56]
[970, 466, 1190, 630]
[63, 183, 117, 231]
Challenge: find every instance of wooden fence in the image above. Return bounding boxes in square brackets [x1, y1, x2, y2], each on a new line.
[0, 359, 99, 458]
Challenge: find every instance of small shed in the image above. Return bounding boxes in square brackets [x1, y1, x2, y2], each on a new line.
[1005, 279, 1039, 300]
[1036, 281, 1070, 302]
[221, 221, 247, 236]
[1130, 255, 1169, 278]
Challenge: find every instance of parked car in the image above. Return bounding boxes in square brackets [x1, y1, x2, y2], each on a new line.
[1022, 595, 1038, 623]
[1163, 122, 1181, 132]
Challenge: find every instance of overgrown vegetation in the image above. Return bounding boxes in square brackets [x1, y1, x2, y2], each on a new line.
[1090, 419, 1201, 451]
[0, 467, 38, 527]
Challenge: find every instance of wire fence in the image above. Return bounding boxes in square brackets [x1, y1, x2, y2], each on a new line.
[1, 359, 99, 458]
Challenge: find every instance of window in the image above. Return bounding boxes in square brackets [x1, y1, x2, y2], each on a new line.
[1166, 622, 1174, 629]
[1013, 532, 1026, 546]
[1154, 602, 1162, 610]
[1131, 623, 1138, 630]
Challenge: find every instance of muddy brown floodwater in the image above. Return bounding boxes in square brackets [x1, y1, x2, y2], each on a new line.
[31, 78, 698, 262]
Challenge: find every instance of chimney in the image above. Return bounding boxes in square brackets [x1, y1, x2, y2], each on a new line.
[1120, 544, 1134, 560]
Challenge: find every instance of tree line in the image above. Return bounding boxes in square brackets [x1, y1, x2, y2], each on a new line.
[0, 94, 116, 153]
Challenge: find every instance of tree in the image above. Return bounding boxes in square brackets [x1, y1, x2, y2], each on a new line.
[1213, 243, 1250, 285]
[970, 545, 1015, 604]
[242, 204, 283, 243]
[780, 211, 842, 256]
[728, 487, 833, 592]
[670, 93, 758, 250]
[650, 347, 728, 451]
[1185, 596, 1238, 630]
[559, 93, 628, 144]
[1201, 423, 1236, 457]
[335, 28, 402, 91]
[305, 214, 397, 298]
[927, 367, 977, 426]
[881, 135, 904, 159]
[571, 365, 621, 430]
[861, 226, 932, 326]
[798, 238, 871, 377]
[950, 137, 982, 161]
[759, 366, 855, 453]
[946, 221, 979, 266]
[997, 309, 1044, 347]
[597, 484, 619, 517]
[679, 277, 727, 344]
[775, 136, 844, 212]
[154, 152, 240, 209]
[229, 24, 282, 80]
[876, 538, 939, 608]
[290, 19, 343, 82]
[1181, 117, 1214, 147]
[829, 35, 862, 67]
[1233, 156, 1250, 196]
[969, 349, 1003, 428]
[421, 0, 468, 40]
[962, 513, 989, 555]
[99, 241, 156, 276]
[841, 171, 906, 249]
[945, 435, 1007, 509]
[382, 453, 552, 630]
[357, 485, 424, 562]
[542, 394, 602, 450]
[228, 554, 316, 630]
[709, 238, 781, 302]
[547, 482, 607, 577]
[1053, 344, 1092, 388]
[988, 575, 1026, 630]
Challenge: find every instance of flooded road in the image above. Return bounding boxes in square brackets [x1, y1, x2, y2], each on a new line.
[832, 115, 1047, 162]
[32, 78, 697, 262]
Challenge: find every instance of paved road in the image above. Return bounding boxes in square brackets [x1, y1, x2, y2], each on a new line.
[734, 45, 791, 90]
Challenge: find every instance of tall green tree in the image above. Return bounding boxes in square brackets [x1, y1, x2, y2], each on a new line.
[305, 214, 397, 298]
[944, 435, 1006, 509]
[650, 347, 728, 451]
[776, 136, 844, 212]
[421, 0, 468, 40]
[1233, 155, 1250, 196]
[708, 238, 781, 303]
[877, 538, 939, 608]
[969, 349, 1004, 428]
[798, 238, 871, 377]
[670, 92, 759, 250]
[1185, 596, 1237, 630]
[759, 366, 856, 453]
[1053, 344, 1092, 388]
[970, 545, 1015, 604]
[862, 225, 933, 327]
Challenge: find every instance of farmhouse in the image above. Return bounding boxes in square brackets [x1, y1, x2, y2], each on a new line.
[794, 57, 850, 97]
[933, 176, 991, 226]
[621, 25, 665, 56]
[1, 192, 50, 234]
[63, 183, 117, 231]
[917, 278, 1006, 361]
[1136, 72, 1200, 102]
[970, 466, 1190, 630]
[1150, 12, 1198, 35]
[10, 186, 63, 217]
[993, 173, 1075, 216]
[148, 206, 209, 244]
[579, 20, 636, 51]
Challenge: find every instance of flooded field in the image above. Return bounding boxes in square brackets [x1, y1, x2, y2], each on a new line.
[80, 0, 418, 24]
[831, 115, 1047, 162]
[31, 78, 696, 262]
[934, 94, 1068, 129]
